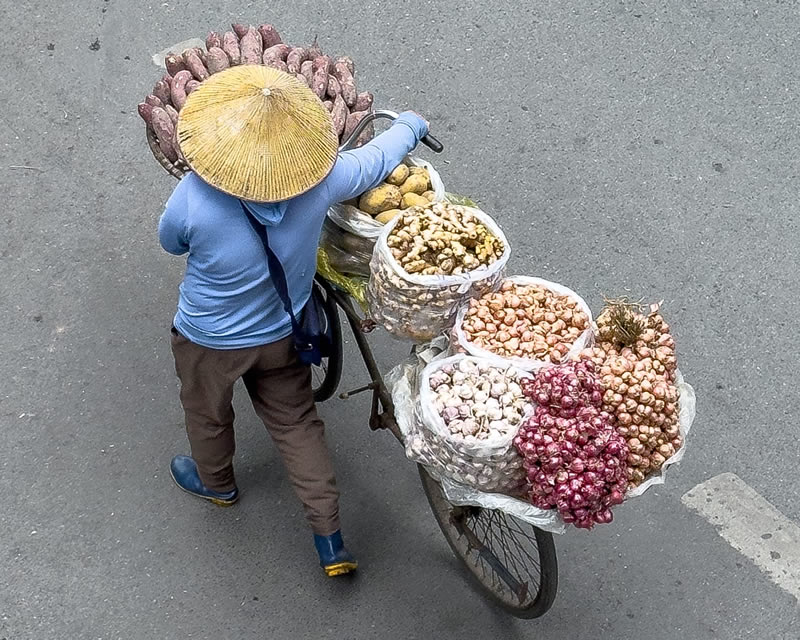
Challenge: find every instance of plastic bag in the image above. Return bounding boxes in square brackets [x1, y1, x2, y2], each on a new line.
[418, 355, 529, 495]
[151, 38, 206, 68]
[389, 345, 695, 533]
[388, 347, 564, 533]
[319, 157, 445, 277]
[315, 248, 367, 311]
[367, 205, 511, 342]
[392, 354, 524, 495]
[419, 354, 531, 458]
[319, 220, 375, 277]
[453, 275, 594, 371]
[627, 370, 696, 498]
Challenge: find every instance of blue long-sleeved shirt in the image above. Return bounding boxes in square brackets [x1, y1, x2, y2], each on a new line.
[159, 112, 428, 349]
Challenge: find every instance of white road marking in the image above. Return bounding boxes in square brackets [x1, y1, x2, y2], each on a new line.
[682, 472, 800, 601]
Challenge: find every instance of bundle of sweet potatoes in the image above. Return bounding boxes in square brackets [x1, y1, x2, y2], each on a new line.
[139, 23, 375, 168]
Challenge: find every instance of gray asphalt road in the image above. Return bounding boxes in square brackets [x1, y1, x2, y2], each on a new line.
[2, 1, 799, 638]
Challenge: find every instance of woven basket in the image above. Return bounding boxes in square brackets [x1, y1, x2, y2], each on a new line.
[146, 125, 188, 180]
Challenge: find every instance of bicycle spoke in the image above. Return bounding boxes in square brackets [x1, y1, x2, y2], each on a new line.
[418, 467, 557, 617]
[461, 508, 544, 606]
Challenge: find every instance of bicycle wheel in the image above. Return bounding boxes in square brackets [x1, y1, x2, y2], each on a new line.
[311, 280, 343, 403]
[418, 466, 558, 619]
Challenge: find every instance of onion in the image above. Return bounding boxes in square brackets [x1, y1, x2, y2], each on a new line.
[515, 362, 629, 529]
[581, 302, 682, 487]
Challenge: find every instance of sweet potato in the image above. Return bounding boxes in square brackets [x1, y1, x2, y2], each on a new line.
[300, 60, 314, 86]
[355, 117, 375, 147]
[205, 47, 230, 74]
[222, 32, 241, 65]
[151, 107, 178, 162]
[183, 49, 209, 81]
[165, 53, 186, 76]
[138, 103, 154, 124]
[333, 62, 357, 107]
[258, 24, 282, 48]
[206, 31, 222, 50]
[326, 74, 341, 100]
[262, 44, 290, 66]
[251, 26, 263, 49]
[307, 37, 323, 59]
[170, 70, 193, 110]
[286, 47, 307, 74]
[312, 55, 333, 74]
[232, 23, 250, 38]
[331, 94, 348, 138]
[311, 67, 329, 99]
[165, 105, 179, 126]
[343, 109, 369, 141]
[152, 80, 171, 106]
[354, 91, 373, 112]
[162, 73, 173, 87]
[240, 28, 262, 64]
[336, 56, 355, 75]
[266, 60, 289, 73]
[185, 80, 201, 95]
[323, 100, 333, 112]
[145, 94, 164, 109]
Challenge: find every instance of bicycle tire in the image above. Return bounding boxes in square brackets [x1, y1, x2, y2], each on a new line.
[311, 280, 343, 403]
[418, 465, 558, 619]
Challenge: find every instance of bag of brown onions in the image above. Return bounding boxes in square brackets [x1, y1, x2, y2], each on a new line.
[578, 299, 696, 495]
[454, 276, 594, 369]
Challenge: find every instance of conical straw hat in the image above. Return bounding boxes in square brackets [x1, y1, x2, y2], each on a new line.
[177, 65, 338, 202]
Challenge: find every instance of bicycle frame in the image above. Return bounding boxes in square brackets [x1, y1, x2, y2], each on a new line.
[322, 281, 401, 439]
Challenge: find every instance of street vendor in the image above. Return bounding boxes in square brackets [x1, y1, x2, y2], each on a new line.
[158, 66, 429, 577]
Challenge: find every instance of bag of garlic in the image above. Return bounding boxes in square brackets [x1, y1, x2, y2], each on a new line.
[320, 157, 445, 277]
[420, 353, 531, 495]
[367, 202, 510, 342]
[387, 348, 565, 533]
[453, 276, 594, 370]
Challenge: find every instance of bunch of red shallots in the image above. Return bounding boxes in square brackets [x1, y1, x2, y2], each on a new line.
[514, 361, 629, 529]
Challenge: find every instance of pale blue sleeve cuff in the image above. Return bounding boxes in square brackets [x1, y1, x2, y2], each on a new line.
[394, 112, 429, 142]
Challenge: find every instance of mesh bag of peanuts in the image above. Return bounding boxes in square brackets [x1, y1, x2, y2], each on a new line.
[320, 157, 445, 277]
[367, 202, 510, 342]
[453, 276, 595, 370]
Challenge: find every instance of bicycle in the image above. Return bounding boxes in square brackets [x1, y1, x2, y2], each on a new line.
[147, 109, 559, 619]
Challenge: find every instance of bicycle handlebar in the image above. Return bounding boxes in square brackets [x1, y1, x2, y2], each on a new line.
[338, 109, 444, 153]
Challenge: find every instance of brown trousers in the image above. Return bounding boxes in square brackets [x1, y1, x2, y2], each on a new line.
[170, 328, 340, 535]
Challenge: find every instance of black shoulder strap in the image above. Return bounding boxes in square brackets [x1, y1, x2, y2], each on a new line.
[239, 200, 304, 339]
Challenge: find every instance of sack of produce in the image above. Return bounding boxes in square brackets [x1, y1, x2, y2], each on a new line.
[576, 300, 695, 493]
[510, 300, 695, 529]
[514, 360, 632, 529]
[315, 247, 367, 311]
[411, 354, 531, 493]
[320, 158, 445, 277]
[388, 348, 565, 532]
[453, 276, 594, 369]
[368, 202, 510, 342]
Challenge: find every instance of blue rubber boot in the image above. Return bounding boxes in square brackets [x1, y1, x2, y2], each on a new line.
[314, 530, 358, 577]
[169, 455, 239, 506]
